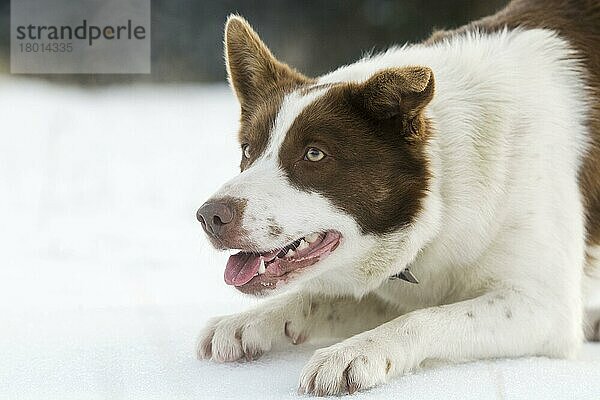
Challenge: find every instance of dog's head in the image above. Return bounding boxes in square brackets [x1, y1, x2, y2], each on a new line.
[197, 16, 439, 297]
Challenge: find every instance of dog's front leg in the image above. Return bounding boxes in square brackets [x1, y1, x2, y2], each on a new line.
[299, 289, 579, 395]
[197, 293, 401, 362]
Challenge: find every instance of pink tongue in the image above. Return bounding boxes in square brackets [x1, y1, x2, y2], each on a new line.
[224, 252, 261, 286]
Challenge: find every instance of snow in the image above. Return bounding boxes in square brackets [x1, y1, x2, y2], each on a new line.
[1, 78, 599, 399]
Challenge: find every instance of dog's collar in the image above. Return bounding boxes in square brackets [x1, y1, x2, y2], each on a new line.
[389, 268, 419, 284]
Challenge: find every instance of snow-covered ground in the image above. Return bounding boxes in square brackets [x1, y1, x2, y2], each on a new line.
[1, 78, 599, 400]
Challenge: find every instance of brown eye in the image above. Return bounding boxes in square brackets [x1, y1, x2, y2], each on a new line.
[305, 147, 326, 162]
[242, 144, 251, 159]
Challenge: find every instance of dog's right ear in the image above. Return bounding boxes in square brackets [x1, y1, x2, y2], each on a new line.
[351, 66, 435, 121]
[224, 15, 309, 114]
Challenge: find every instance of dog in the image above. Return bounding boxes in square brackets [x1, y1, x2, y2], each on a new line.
[195, 0, 600, 395]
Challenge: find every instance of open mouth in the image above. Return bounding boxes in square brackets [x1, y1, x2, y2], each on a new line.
[224, 230, 342, 294]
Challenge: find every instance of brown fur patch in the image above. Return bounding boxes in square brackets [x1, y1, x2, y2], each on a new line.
[356, 67, 435, 120]
[225, 16, 311, 116]
[224, 16, 313, 171]
[427, 0, 600, 247]
[278, 68, 434, 235]
[266, 217, 283, 237]
[237, 92, 283, 171]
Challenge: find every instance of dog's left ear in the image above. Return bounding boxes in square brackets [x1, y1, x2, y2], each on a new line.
[224, 15, 310, 114]
[351, 66, 435, 121]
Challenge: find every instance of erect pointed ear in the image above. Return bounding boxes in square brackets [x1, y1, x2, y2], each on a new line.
[351, 66, 435, 120]
[224, 15, 310, 113]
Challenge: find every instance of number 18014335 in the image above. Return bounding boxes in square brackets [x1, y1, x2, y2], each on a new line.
[19, 42, 73, 53]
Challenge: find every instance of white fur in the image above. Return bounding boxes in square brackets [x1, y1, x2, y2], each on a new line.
[199, 28, 596, 395]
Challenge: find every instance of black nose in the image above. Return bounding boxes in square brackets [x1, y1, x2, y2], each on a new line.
[196, 201, 235, 237]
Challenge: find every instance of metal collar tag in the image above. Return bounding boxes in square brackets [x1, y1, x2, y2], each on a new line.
[389, 268, 419, 284]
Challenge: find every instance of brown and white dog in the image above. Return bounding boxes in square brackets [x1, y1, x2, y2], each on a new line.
[196, 0, 600, 395]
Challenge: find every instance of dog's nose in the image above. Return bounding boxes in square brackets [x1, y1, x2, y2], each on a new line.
[196, 201, 235, 237]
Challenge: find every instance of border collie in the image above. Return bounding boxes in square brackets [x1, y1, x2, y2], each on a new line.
[196, 0, 600, 395]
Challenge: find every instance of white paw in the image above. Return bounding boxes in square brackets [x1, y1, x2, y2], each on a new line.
[197, 311, 308, 362]
[299, 337, 399, 395]
[196, 313, 275, 362]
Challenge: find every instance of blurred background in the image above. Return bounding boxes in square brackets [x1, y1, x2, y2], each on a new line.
[0, 0, 507, 83]
[5, 2, 600, 399]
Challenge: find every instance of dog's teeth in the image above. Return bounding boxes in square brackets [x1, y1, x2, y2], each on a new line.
[305, 233, 319, 243]
[286, 249, 295, 258]
[258, 259, 266, 274]
[297, 239, 309, 251]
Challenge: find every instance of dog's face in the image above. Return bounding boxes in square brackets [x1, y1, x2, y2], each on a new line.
[197, 16, 437, 297]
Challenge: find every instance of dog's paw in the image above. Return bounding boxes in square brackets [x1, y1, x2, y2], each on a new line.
[197, 311, 307, 362]
[299, 337, 399, 395]
[196, 313, 275, 362]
